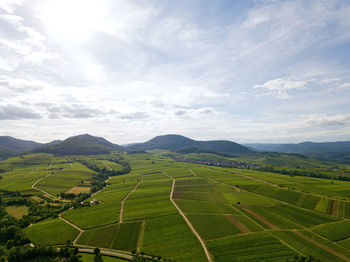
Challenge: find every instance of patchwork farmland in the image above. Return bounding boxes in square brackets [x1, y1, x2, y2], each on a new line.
[2, 152, 350, 261]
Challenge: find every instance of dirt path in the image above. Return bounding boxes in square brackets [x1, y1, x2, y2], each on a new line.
[31, 172, 56, 198]
[91, 176, 111, 197]
[119, 178, 143, 223]
[240, 206, 280, 230]
[24, 168, 38, 178]
[189, 169, 197, 176]
[225, 214, 251, 233]
[104, 162, 113, 171]
[293, 230, 350, 262]
[137, 220, 145, 252]
[161, 170, 212, 262]
[58, 214, 84, 244]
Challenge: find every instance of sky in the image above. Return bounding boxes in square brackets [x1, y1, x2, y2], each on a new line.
[0, 0, 350, 144]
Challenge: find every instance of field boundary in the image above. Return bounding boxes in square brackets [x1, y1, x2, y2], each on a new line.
[119, 178, 143, 223]
[161, 170, 213, 262]
[189, 169, 197, 176]
[137, 220, 145, 252]
[58, 213, 84, 244]
[31, 172, 56, 198]
[293, 230, 350, 262]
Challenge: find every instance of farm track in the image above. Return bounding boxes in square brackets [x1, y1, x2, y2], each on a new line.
[119, 177, 143, 223]
[91, 176, 111, 198]
[293, 230, 350, 262]
[104, 162, 113, 171]
[221, 166, 350, 203]
[58, 213, 84, 244]
[189, 169, 197, 176]
[137, 220, 145, 252]
[161, 170, 213, 262]
[31, 172, 56, 198]
[197, 172, 350, 259]
[24, 168, 38, 178]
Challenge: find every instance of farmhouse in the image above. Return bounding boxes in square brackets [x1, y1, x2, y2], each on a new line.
[90, 198, 99, 205]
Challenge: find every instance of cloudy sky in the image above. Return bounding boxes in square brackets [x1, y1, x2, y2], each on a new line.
[1, 0, 350, 144]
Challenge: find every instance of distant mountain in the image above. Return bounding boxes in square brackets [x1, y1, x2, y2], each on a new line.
[34, 134, 123, 155]
[245, 141, 350, 154]
[0, 136, 43, 153]
[128, 134, 251, 154]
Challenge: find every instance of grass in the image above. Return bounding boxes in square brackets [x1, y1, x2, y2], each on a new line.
[312, 220, 350, 242]
[77, 224, 117, 248]
[206, 231, 296, 262]
[186, 214, 242, 240]
[5, 205, 29, 219]
[79, 253, 128, 262]
[161, 168, 194, 178]
[223, 190, 280, 206]
[175, 199, 238, 214]
[110, 222, 142, 251]
[141, 214, 206, 261]
[123, 195, 177, 221]
[24, 218, 79, 245]
[179, 192, 228, 203]
[36, 162, 96, 195]
[62, 184, 135, 229]
[66, 186, 91, 194]
[272, 230, 347, 262]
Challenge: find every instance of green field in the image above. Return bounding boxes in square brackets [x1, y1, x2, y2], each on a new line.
[141, 214, 207, 261]
[186, 214, 242, 240]
[207, 232, 296, 261]
[313, 220, 350, 242]
[2, 152, 350, 262]
[110, 222, 142, 251]
[24, 218, 79, 245]
[77, 224, 117, 248]
[79, 253, 128, 262]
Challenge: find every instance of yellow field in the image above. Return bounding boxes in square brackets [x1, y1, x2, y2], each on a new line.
[6, 205, 29, 219]
[66, 186, 91, 194]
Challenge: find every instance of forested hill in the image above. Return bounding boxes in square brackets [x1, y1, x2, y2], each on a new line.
[33, 134, 123, 155]
[127, 134, 252, 154]
[245, 141, 350, 154]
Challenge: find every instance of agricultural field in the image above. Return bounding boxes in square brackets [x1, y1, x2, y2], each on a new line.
[2, 152, 350, 261]
[5, 205, 29, 219]
[206, 232, 296, 261]
[77, 224, 118, 248]
[35, 162, 96, 195]
[24, 218, 79, 245]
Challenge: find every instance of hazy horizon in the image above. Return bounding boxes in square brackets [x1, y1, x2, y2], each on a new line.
[1, 0, 350, 144]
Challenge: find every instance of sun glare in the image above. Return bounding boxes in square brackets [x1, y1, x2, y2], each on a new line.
[38, 0, 114, 42]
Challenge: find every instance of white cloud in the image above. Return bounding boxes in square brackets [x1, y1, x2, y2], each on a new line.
[0, 0, 24, 13]
[339, 82, 350, 89]
[253, 78, 307, 98]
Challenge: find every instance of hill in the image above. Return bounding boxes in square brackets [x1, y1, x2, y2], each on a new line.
[34, 134, 123, 155]
[245, 141, 350, 154]
[127, 134, 251, 154]
[0, 136, 43, 153]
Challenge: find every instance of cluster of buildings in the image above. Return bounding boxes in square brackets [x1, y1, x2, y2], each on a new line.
[175, 157, 260, 169]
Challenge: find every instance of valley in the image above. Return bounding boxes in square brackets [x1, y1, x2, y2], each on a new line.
[1, 144, 350, 261]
